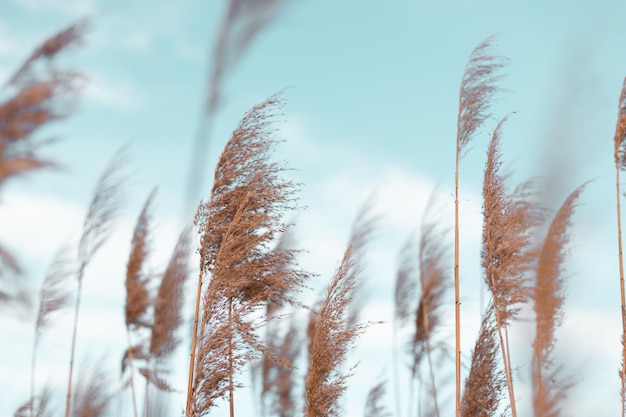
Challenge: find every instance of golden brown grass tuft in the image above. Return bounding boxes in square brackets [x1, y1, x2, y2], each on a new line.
[364, 378, 392, 417]
[261, 315, 300, 417]
[532, 184, 586, 417]
[454, 36, 506, 417]
[260, 227, 302, 417]
[188, 93, 309, 417]
[460, 303, 506, 417]
[72, 363, 111, 417]
[304, 242, 370, 417]
[125, 190, 156, 330]
[66, 148, 126, 417]
[613, 76, 626, 417]
[149, 227, 191, 362]
[185, 0, 287, 211]
[0, 20, 86, 298]
[30, 246, 73, 417]
[15, 385, 53, 417]
[482, 116, 540, 417]
[124, 190, 156, 417]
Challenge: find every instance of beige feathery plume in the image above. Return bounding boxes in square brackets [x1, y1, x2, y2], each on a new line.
[72, 363, 111, 417]
[188, 94, 309, 417]
[185, 0, 287, 209]
[0, 20, 86, 295]
[30, 246, 73, 417]
[482, 116, 540, 417]
[460, 303, 506, 417]
[613, 76, 626, 417]
[65, 148, 126, 417]
[532, 184, 586, 417]
[453, 36, 506, 417]
[124, 190, 156, 417]
[140, 227, 191, 405]
[304, 243, 370, 417]
[364, 378, 392, 417]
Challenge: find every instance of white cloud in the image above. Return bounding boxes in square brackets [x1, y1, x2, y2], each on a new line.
[12, 0, 97, 16]
[83, 72, 145, 112]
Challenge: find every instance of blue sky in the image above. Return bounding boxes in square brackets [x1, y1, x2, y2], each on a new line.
[1, 1, 626, 416]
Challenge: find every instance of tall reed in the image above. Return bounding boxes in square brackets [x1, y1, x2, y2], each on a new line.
[141, 227, 190, 413]
[184, 0, 287, 211]
[481, 116, 539, 417]
[187, 93, 308, 417]
[304, 242, 369, 417]
[613, 76, 626, 417]
[395, 188, 449, 417]
[260, 228, 301, 417]
[532, 184, 586, 417]
[30, 246, 73, 417]
[460, 303, 505, 417]
[454, 36, 505, 416]
[0, 20, 85, 293]
[73, 362, 111, 417]
[124, 190, 156, 417]
[364, 379, 392, 417]
[394, 237, 417, 417]
[65, 149, 126, 417]
[413, 193, 450, 417]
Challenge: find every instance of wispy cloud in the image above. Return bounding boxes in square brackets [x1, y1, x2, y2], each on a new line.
[83, 72, 146, 112]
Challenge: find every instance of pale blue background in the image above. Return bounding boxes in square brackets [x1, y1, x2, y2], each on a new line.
[1, 1, 625, 416]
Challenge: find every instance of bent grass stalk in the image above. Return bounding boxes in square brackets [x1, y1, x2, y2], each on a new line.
[454, 36, 505, 416]
[614, 76, 626, 417]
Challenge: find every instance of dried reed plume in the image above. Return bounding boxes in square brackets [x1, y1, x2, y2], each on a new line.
[188, 94, 308, 417]
[15, 386, 53, 417]
[124, 190, 156, 417]
[65, 149, 126, 417]
[149, 227, 190, 363]
[261, 316, 300, 417]
[345, 197, 377, 329]
[73, 363, 111, 417]
[31, 246, 73, 417]
[0, 20, 85, 293]
[482, 116, 539, 417]
[141, 227, 191, 411]
[411, 191, 450, 417]
[260, 228, 301, 417]
[393, 236, 417, 417]
[364, 378, 392, 417]
[185, 0, 286, 210]
[304, 243, 370, 417]
[454, 36, 505, 417]
[393, 188, 449, 417]
[460, 303, 506, 417]
[532, 184, 586, 417]
[613, 76, 626, 417]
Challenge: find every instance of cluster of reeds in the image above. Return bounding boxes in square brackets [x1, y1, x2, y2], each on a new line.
[3, 9, 626, 417]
